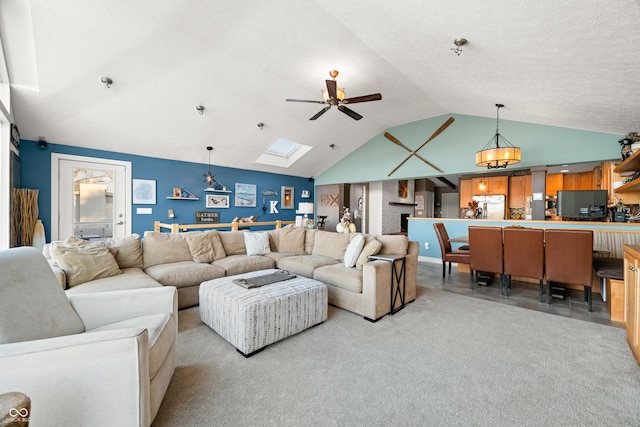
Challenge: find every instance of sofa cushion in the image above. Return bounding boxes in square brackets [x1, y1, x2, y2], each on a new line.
[65, 268, 162, 296]
[0, 247, 85, 344]
[143, 231, 193, 268]
[376, 234, 409, 255]
[278, 255, 340, 278]
[356, 239, 383, 270]
[304, 229, 316, 254]
[312, 230, 351, 260]
[51, 241, 122, 287]
[278, 227, 306, 254]
[218, 231, 246, 255]
[243, 232, 271, 256]
[344, 234, 365, 268]
[213, 254, 275, 276]
[90, 311, 174, 379]
[314, 264, 363, 293]
[104, 234, 144, 269]
[145, 261, 225, 288]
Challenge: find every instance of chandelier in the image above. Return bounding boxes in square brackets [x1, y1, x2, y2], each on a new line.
[476, 104, 521, 169]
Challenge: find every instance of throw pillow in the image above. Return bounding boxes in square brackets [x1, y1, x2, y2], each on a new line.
[204, 230, 226, 260]
[278, 227, 306, 254]
[312, 230, 351, 260]
[344, 234, 365, 268]
[218, 231, 246, 255]
[104, 234, 144, 269]
[51, 243, 122, 287]
[355, 240, 383, 270]
[185, 232, 216, 263]
[244, 232, 271, 256]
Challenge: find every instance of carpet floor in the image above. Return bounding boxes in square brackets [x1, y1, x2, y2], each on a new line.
[152, 286, 640, 426]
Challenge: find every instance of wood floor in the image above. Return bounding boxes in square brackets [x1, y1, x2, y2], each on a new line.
[416, 261, 621, 328]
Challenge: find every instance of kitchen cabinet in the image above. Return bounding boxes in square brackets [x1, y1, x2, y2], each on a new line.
[471, 176, 508, 195]
[459, 179, 472, 208]
[578, 171, 594, 190]
[623, 245, 640, 364]
[563, 173, 577, 190]
[546, 173, 563, 197]
[524, 175, 532, 196]
[613, 150, 640, 204]
[509, 176, 525, 208]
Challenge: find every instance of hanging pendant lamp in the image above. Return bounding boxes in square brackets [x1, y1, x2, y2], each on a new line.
[204, 146, 216, 187]
[476, 104, 521, 169]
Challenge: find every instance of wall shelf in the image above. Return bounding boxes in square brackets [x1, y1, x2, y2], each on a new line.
[389, 202, 417, 206]
[615, 150, 640, 193]
[166, 196, 200, 200]
[204, 188, 232, 193]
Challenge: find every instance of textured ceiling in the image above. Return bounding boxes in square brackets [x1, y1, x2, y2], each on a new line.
[3, 0, 640, 178]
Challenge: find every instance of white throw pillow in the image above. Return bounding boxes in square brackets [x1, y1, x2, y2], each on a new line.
[244, 232, 271, 256]
[344, 234, 365, 268]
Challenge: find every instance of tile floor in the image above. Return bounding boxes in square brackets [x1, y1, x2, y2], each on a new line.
[416, 261, 622, 328]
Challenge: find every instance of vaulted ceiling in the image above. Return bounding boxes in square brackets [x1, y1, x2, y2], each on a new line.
[3, 0, 640, 178]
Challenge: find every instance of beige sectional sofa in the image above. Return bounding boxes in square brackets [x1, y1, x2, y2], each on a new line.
[44, 228, 418, 321]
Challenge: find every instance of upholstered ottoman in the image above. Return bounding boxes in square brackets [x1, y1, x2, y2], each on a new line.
[199, 269, 328, 357]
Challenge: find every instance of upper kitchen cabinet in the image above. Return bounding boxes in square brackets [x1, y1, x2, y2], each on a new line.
[459, 179, 472, 208]
[471, 176, 508, 196]
[509, 176, 525, 208]
[546, 173, 563, 197]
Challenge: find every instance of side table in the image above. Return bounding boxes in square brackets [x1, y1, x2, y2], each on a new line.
[368, 254, 406, 315]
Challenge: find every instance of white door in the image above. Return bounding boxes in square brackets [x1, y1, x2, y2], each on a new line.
[52, 154, 131, 241]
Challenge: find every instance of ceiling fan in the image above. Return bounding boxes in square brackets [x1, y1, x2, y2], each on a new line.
[286, 70, 382, 121]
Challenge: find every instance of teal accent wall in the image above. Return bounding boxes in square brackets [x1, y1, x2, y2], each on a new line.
[19, 139, 314, 241]
[316, 114, 622, 185]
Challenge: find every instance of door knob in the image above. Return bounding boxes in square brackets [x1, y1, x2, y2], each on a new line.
[117, 221, 124, 225]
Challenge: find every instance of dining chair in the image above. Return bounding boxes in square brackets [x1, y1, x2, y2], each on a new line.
[544, 229, 594, 312]
[503, 227, 544, 299]
[469, 226, 505, 294]
[433, 222, 471, 280]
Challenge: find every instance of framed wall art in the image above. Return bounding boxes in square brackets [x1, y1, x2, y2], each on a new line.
[281, 186, 294, 209]
[132, 179, 156, 204]
[206, 194, 229, 208]
[235, 183, 257, 207]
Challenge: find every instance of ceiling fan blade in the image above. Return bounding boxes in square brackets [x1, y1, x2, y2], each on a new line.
[286, 98, 326, 104]
[337, 105, 363, 120]
[310, 106, 331, 120]
[326, 79, 337, 100]
[343, 93, 382, 104]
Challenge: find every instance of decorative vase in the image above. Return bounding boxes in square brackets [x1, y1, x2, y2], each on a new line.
[33, 219, 45, 252]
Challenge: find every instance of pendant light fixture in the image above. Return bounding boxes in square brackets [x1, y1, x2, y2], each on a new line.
[204, 146, 216, 187]
[476, 104, 521, 169]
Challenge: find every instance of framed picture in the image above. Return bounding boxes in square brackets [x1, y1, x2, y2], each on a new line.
[281, 186, 294, 209]
[10, 124, 20, 151]
[132, 179, 156, 204]
[235, 183, 257, 207]
[206, 194, 229, 208]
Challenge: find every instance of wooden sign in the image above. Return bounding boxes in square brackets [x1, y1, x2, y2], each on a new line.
[195, 211, 220, 223]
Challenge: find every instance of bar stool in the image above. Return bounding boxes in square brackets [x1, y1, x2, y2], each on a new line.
[544, 229, 594, 312]
[503, 227, 545, 299]
[469, 226, 505, 294]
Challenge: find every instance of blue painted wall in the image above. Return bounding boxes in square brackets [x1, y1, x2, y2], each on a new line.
[316, 114, 622, 185]
[19, 139, 314, 241]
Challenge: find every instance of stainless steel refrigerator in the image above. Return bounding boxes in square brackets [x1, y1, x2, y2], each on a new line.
[472, 195, 506, 220]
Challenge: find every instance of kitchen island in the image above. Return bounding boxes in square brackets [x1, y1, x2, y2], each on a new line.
[409, 217, 640, 262]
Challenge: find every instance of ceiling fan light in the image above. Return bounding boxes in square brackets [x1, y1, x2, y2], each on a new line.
[322, 87, 345, 102]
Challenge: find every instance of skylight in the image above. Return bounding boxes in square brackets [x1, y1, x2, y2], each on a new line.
[256, 138, 312, 168]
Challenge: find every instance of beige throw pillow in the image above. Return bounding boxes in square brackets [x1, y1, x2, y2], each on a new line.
[104, 234, 144, 269]
[51, 242, 121, 287]
[185, 232, 216, 263]
[355, 240, 383, 270]
[278, 227, 306, 254]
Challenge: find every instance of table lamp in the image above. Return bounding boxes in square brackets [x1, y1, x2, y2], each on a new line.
[297, 202, 314, 228]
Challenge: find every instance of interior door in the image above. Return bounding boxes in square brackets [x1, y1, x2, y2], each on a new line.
[52, 154, 131, 241]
